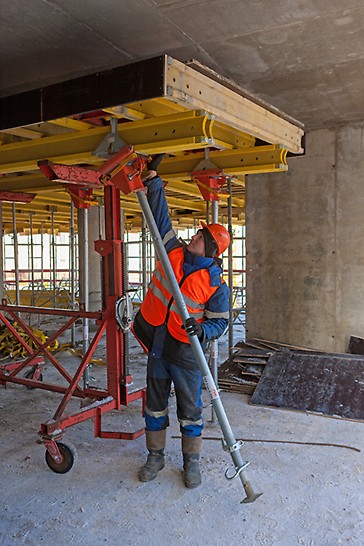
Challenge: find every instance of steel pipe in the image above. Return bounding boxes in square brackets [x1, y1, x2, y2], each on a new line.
[70, 202, 76, 346]
[29, 212, 35, 308]
[51, 211, 56, 308]
[78, 208, 90, 388]
[12, 204, 20, 305]
[227, 178, 234, 356]
[141, 216, 147, 300]
[210, 199, 219, 423]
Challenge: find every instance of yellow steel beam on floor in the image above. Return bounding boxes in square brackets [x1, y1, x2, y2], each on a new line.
[0, 111, 214, 174]
[165, 57, 304, 153]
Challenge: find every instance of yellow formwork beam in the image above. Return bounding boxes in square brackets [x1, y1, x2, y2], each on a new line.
[0, 144, 286, 194]
[159, 145, 288, 178]
[50, 118, 93, 131]
[1, 205, 71, 218]
[0, 111, 213, 174]
[102, 106, 147, 121]
[165, 196, 205, 212]
[120, 191, 206, 213]
[0, 110, 259, 175]
[165, 179, 202, 198]
[33, 193, 72, 204]
[126, 98, 255, 148]
[0, 174, 60, 192]
[0, 175, 245, 201]
[2, 127, 44, 140]
[2, 223, 70, 234]
[126, 97, 187, 118]
[165, 179, 245, 208]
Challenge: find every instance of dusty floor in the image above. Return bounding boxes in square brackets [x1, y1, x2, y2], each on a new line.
[0, 322, 363, 546]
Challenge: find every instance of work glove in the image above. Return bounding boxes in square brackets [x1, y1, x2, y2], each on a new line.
[182, 317, 204, 340]
[147, 153, 165, 172]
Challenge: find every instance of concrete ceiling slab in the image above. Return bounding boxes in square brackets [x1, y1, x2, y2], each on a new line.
[1, 0, 364, 130]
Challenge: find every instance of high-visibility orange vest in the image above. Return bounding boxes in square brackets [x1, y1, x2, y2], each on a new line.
[140, 247, 221, 343]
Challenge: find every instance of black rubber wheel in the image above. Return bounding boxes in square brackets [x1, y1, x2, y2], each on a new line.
[45, 442, 75, 474]
[24, 368, 43, 389]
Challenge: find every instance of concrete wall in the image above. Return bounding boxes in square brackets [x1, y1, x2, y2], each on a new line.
[246, 123, 364, 352]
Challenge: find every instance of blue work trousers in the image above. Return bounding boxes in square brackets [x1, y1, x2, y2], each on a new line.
[133, 311, 204, 437]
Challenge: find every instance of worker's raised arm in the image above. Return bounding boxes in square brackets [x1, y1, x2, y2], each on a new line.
[143, 175, 178, 252]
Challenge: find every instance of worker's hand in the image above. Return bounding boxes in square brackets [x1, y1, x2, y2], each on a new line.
[147, 153, 165, 172]
[182, 317, 204, 340]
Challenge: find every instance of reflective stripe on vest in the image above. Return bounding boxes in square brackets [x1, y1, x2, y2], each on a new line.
[152, 268, 205, 311]
[148, 279, 205, 320]
[140, 247, 222, 343]
[151, 268, 206, 314]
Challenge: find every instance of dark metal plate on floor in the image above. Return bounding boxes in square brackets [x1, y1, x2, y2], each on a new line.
[251, 350, 364, 420]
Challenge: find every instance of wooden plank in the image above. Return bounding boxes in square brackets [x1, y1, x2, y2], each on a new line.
[233, 357, 268, 365]
[251, 351, 364, 421]
[251, 337, 321, 352]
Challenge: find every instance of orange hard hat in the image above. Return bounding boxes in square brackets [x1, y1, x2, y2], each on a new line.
[201, 222, 230, 256]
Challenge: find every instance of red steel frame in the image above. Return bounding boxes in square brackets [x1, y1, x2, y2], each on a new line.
[0, 157, 147, 458]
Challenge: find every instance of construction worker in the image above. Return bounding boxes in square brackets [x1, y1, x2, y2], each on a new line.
[133, 154, 230, 488]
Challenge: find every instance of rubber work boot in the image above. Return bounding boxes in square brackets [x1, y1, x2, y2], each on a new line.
[182, 434, 202, 489]
[138, 429, 166, 482]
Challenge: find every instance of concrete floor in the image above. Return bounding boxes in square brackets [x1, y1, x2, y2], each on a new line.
[0, 323, 363, 545]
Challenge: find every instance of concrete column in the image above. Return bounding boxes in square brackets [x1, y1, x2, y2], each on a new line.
[87, 205, 104, 311]
[246, 123, 364, 353]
